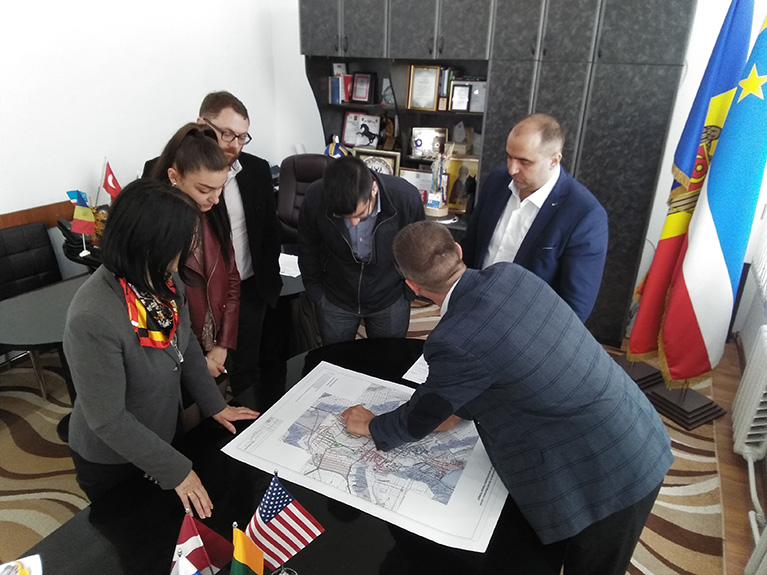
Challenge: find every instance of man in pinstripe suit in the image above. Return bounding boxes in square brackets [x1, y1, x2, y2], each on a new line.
[342, 221, 672, 574]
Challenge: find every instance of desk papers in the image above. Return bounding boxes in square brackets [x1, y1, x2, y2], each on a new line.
[278, 253, 301, 277]
[222, 361, 508, 552]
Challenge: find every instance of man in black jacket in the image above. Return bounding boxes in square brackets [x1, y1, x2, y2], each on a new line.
[298, 155, 424, 345]
[144, 92, 282, 395]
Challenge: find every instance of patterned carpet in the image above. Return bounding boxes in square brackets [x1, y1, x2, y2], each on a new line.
[0, 310, 725, 572]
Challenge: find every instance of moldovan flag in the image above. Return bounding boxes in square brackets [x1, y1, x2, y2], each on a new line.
[103, 161, 122, 199]
[660, 14, 767, 385]
[70, 190, 95, 235]
[629, 0, 753, 361]
[231, 527, 264, 575]
[245, 475, 324, 571]
[170, 514, 233, 575]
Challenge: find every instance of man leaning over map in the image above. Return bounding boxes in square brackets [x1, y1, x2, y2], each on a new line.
[341, 220, 672, 575]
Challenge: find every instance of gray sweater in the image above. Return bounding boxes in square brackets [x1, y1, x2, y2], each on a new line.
[63, 266, 227, 489]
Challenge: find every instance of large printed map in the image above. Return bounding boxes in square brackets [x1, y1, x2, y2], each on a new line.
[222, 361, 507, 551]
[283, 384, 479, 510]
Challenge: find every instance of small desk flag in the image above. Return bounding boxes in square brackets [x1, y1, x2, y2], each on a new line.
[169, 514, 233, 575]
[231, 526, 264, 575]
[70, 190, 95, 235]
[103, 161, 122, 199]
[245, 475, 324, 571]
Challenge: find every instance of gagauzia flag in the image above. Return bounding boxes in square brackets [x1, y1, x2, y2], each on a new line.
[245, 475, 324, 571]
[103, 161, 122, 199]
[170, 514, 233, 575]
[628, 0, 753, 362]
[231, 527, 264, 575]
[70, 190, 95, 235]
[660, 15, 767, 385]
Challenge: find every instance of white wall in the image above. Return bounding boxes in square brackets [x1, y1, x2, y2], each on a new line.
[0, 0, 324, 214]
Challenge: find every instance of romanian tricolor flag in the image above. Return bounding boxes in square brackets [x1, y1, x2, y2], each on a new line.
[659, 14, 767, 385]
[628, 0, 753, 365]
[231, 527, 264, 575]
[70, 190, 95, 235]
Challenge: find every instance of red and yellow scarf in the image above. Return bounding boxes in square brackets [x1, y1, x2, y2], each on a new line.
[119, 278, 179, 348]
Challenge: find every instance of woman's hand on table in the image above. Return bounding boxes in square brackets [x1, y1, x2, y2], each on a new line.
[175, 470, 213, 518]
[212, 405, 260, 434]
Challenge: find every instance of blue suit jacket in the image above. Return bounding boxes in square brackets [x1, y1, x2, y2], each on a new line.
[461, 167, 608, 321]
[370, 265, 672, 544]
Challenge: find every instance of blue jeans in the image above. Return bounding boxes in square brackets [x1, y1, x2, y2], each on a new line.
[315, 293, 410, 346]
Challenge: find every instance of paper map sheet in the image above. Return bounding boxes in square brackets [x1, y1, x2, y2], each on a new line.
[222, 361, 508, 551]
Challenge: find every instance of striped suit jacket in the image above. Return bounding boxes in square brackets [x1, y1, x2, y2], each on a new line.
[370, 264, 672, 544]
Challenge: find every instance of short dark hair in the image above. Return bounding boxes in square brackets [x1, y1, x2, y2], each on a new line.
[149, 123, 231, 266]
[393, 221, 465, 293]
[199, 91, 249, 120]
[100, 180, 201, 302]
[514, 113, 565, 155]
[150, 123, 228, 181]
[322, 155, 373, 216]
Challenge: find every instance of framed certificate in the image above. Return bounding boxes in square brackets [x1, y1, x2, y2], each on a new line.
[407, 65, 441, 111]
[450, 83, 472, 112]
[352, 73, 373, 103]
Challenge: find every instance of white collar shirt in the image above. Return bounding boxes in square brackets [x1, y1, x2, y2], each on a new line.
[223, 159, 254, 280]
[483, 164, 560, 269]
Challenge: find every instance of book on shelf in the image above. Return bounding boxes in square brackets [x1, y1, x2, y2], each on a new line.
[328, 75, 354, 104]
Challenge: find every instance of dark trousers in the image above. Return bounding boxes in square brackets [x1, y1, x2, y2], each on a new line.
[484, 483, 662, 575]
[70, 448, 144, 502]
[229, 276, 268, 396]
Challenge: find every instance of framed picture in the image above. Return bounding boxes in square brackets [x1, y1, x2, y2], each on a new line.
[342, 112, 381, 147]
[407, 65, 441, 111]
[445, 156, 479, 214]
[354, 148, 401, 176]
[450, 83, 472, 112]
[411, 127, 447, 158]
[398, 167, 433, 204]
[352, 73, 374, 103]
[467, 80, 487, 113]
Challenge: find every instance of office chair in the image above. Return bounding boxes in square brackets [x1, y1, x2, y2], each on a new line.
[0, 222, 64, 399]
[277, 154, 334, 247]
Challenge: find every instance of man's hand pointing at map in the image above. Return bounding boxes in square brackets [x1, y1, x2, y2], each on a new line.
[341, 405, 374, 436]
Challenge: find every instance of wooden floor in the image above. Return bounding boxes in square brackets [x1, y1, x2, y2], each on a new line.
[712, 340, 760, 574]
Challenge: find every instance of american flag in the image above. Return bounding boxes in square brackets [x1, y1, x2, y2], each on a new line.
[245, 475, 324, 571]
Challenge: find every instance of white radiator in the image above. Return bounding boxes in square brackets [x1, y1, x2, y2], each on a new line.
[733, 325, 767, 575]
[733, 325, 767, 459]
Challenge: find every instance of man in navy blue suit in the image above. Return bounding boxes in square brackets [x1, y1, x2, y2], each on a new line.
[461, 113, 608, 322]
[342, 221, 671, 575]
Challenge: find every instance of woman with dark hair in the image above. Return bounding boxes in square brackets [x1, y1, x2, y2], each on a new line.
[150, 123, 240, 379]
[63, 180, 258, 517]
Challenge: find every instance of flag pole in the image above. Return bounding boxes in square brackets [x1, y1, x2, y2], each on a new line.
[94, 156, 107, 208]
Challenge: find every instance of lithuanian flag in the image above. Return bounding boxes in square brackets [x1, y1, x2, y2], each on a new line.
[231, 527, 264, 575]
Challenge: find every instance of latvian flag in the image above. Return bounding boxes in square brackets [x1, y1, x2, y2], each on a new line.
[169, 514, 233, 575]
[245, 475, 324, 571]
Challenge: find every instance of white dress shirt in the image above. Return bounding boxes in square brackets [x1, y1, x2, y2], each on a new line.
[223, 159, 254, 280]
[483, 164, 560, 269]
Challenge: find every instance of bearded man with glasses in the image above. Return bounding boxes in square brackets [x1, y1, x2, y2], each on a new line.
[143, 91, 282, 397]
[298, 155, 424, 345]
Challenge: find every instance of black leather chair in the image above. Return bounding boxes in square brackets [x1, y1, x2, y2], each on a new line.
[0, 222, 63, 398]
[277, 154, 334, 247]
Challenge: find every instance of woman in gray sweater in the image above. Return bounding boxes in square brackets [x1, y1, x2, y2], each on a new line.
[63, 179, 258, 518]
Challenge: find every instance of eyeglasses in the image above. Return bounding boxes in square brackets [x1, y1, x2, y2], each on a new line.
[203, 118, 252, 145]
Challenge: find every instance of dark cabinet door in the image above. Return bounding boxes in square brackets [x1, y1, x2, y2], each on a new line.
[437, 0, 492, 60]
[299, 0, 341, 56]
[479, 59, 537, 186]
[541, 0, 600, 62]
[597, 0, 695, 65]
[577, 62, 685, 345]
[343, 0, 388, 57]
[389, 0, 439, 59]
[491, 0, 544, 60]
[534, 61, 591, 173]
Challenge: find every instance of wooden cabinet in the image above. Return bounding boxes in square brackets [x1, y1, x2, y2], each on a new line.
[299, 0, 387, 58]
[388, 0, 492, 60]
